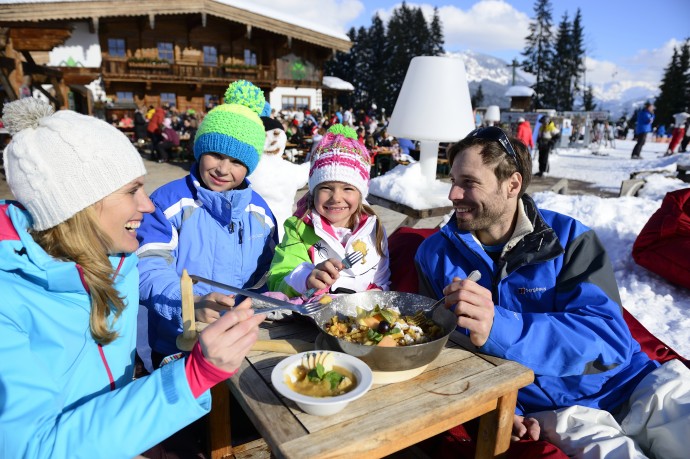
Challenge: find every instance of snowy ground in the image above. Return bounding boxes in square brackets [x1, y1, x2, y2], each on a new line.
[371, 138, 690, 358]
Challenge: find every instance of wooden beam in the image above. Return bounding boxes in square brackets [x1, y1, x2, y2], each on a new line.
[9, 27, 72, 51]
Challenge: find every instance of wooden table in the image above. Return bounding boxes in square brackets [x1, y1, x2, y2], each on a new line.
[224, 318, 534, 459]
[367, 192, 454, 229]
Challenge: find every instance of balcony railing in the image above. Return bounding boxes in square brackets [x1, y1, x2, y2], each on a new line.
[102, 58, 275, 85]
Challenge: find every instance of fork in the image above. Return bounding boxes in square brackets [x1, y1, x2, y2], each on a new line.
[426, 270, 482, 313]
[304, 251, 365, 298]
[189, 274, 327, 316]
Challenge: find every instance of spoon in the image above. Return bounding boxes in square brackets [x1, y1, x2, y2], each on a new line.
[427, 270, 482, 314]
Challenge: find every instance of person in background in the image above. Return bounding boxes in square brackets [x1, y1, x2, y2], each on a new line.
[137, 80, 277, 367]
[134, 105, 148, 142]
[147, 104, 166, 153]
[269, 125, 390, 298]
[415, 125, 690, 458]
[682, 117, 690, 152]
[631, 102, 655, 159]
[119, 112, 134, 129]
[0, 97, 265, 459]
[535, 115, 558, 177]
[515, 117, 534, 153]
[665, 108, 689, 156]
[155, 117, 180, 163]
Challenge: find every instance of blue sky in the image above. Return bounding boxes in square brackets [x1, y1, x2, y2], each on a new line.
[252, 0, 689, 89]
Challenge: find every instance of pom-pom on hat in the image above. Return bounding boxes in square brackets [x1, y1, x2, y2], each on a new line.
[308, 124, 371, 197]
[193, 80, 266, 175]
[2, 98, 147, 230]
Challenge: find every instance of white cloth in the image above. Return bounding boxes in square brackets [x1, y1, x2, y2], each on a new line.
[530, 360, 690, 459]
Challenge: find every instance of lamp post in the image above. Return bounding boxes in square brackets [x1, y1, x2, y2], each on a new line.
[387, 56, 475, 183]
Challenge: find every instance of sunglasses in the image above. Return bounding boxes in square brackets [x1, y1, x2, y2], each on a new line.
[466, 126, 521, 174]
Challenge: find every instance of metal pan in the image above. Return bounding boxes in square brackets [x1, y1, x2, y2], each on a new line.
[310, 291, 457, 372]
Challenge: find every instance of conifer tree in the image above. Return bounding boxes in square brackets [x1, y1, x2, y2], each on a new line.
[654, 41, 689, 127]
[429, 7, 445, 55]
[365, 14, 388, 112]
[582, 85, 597, 111]
[546, 12, 571, 110]
[471, 84, 485, 108]
[521, 0, 555, 109]
[569, 9, 586, 100]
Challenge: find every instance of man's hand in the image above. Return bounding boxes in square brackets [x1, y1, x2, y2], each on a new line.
[194, 291, 235, 323]
[442, 275, 494, 347]
[306, 258, 343, 291]
[512, 415, 540, 441]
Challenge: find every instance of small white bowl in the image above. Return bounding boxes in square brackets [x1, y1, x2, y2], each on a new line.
[271, 351, 373, 416]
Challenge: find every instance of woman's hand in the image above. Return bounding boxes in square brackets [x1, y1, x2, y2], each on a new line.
[442, 276, 494, 347]
[306, 258, 343, 291]
[197, 298, 265, 373]
[194, 291, 235, 323]
[512, 415, 540, 441]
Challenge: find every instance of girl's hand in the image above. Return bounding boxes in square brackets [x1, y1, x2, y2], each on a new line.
[197, 298, 265, 373]
[511, 415, 540, 441]
[306, 258, 343, 291]
[194, 291, 235, 323]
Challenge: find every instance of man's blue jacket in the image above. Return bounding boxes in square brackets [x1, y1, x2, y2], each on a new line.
[415, 195, 659, 415]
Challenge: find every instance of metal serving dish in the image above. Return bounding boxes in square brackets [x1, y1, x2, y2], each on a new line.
[310, 291, 457, 372]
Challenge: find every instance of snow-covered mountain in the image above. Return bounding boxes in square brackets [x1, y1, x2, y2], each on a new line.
[450, 50, 659, 118]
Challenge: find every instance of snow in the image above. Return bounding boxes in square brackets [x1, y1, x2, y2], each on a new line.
[367, 138, 690, 358]
[504, 85, 535, 97]
[323, 76, 355, 91]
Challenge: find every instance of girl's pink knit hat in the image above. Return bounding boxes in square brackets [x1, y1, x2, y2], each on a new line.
[308, 124, 371, 197]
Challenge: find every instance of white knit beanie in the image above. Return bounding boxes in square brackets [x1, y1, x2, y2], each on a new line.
[2, 98, 147, 230]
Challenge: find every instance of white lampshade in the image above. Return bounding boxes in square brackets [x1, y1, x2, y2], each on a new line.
[485, 105, 501, 123]
[387, 56, 475, 182]
[387, 56, 475, 142]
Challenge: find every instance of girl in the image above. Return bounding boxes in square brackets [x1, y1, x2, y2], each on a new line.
[268, 124, 390, 297]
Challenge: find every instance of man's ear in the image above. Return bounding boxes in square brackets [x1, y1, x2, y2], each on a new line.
[506, 172, 522, 198]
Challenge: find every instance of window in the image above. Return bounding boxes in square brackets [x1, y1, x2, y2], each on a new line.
[205, 94, 220, 110]
[160, 92, 176, 108]
[158, 42, 173, 62]
[281, 96, 310, 111]
[203, 46, 217, 66]
[108, 38, 126, 57]
[116, 91, 133, 102]
[244, 49, 257, 66]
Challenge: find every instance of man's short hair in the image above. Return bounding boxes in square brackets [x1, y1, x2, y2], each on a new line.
[447, 134, 532, 197]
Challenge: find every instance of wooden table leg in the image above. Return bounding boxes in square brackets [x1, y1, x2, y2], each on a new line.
[208, 383, 233, 459]
[475, 390, 518, 459]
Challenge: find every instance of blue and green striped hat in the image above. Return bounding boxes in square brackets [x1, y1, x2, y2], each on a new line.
[194, 80, 266, 175]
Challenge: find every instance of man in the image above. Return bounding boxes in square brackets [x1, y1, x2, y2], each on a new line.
[631, 102, 655, 159]
[665, 108, 689, 156]
[415, 126, 689, 458]
[515, 117, 534, 152]
[535, 116, 558, 177]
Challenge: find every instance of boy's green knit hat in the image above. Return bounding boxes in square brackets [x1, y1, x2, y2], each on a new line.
[194, 80, 266, 175]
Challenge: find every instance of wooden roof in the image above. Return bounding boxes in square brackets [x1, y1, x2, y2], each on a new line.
[0, 0, 351, 52]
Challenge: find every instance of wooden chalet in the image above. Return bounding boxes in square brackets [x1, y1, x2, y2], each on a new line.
[0, 0, 351, 115]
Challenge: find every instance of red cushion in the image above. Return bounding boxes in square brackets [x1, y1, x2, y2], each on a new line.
[632, 188, 690, 290]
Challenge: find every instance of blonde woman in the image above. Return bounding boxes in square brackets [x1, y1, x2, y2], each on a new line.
[0, 98, 264, 459]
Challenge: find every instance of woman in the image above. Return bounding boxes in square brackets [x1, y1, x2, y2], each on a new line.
[0, 98, 264, 459]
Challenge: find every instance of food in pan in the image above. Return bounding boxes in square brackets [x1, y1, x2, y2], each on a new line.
[323, 304, 444, 347]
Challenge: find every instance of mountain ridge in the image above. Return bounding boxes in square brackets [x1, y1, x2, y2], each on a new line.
[450, 50, 659, 118]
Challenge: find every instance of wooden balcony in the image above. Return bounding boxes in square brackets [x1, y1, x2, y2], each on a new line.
[101, 58, 279, 87]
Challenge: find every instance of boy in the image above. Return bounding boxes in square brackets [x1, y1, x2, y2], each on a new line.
[137, 80, 277, 364]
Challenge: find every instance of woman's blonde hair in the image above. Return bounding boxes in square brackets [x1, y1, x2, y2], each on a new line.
[32, 205, 124, 345]
[301, 190, 386, 257]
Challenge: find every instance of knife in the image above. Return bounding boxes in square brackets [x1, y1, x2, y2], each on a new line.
[189, 274, 296, 310]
